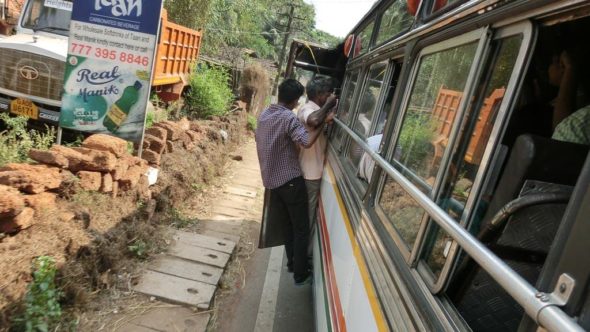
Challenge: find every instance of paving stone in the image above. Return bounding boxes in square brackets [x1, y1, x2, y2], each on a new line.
[133, 270, 215, 307]
[224, 186, 257, 198]
[199, 220, 243, 234]
[149, 256, 223, 285]
[212, 206, 251, 219]
[172, 230, 235, 254]
[200, 230, 240, 244]
[129, 307, 209, 332]
[169, 241, 230, 268]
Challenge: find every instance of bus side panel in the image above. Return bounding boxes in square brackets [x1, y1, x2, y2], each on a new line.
[314, 166, 381, 331]
[313, 231, 330, 332]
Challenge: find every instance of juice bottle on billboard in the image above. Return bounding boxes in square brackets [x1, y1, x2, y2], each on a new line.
[103, 81, 142, 133]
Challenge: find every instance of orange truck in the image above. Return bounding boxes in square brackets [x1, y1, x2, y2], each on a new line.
[0, 2, 202, 126]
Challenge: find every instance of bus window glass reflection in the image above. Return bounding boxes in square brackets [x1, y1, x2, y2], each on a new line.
[334, 71, 360, 149]
[421, 35, 523, 280]
[347, 61, 388, 167]
[376, 1, 414, 45]
[378, 41, 478, 248]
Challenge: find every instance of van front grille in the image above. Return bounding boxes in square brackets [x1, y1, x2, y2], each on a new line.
[0, 48, 65, 101]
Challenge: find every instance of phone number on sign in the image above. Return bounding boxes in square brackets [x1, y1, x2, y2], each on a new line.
[70, 43, 149, 66]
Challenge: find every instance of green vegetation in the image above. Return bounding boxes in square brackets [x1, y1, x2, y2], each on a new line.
[0, 114, 55, 167]
[397, 114, 436, 176]
[185, 64, 234, 118]
[128, 240, 149, 258]
[247, 115, 257, 132]
[168, 208, 197, 229]
[21, 256, 62, 332]
[166, 0, 340, 62]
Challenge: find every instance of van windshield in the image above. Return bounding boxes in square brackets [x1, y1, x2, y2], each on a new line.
[21, 0, 72, 36]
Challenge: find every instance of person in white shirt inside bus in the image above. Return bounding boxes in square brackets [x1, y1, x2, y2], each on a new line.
[297, 76, 337, 253]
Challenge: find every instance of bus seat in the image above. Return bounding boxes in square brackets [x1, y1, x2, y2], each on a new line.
[449, 135, 589, 331]
[453, 181, 573, 331]
[480, 134, 589, 233]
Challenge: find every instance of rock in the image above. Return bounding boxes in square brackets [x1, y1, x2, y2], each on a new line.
[231, 155, 243, 161]
[24, 192, 57, 216]
[28, 149, 69, 168]
[59, 211, 76, 223]
[219, 130, 229, 142]
[123, 155, 148, 169]
[145, 127, 168, 141]
[137, 175, 151, 200]
[50, 145, 89, 171]
[72, 147, 117, 172]
[0, 165, 62, 194]
[119, 165, 144, 191]
[185, 130, 202, 142]
[0, 185, 25, 219]
[166, 141, 175, 153]
[78, 171, 102, 191]
[111, 160, 129, 181]
[111, 181, 119, 198]
[145, 134, 166, 155]
[189, 122, 203, 133]
[154, 121, 182, 141]
[142, 149, 161, 166]
[101, 173, 113, 193]
[82, 134, 129, 157]
[177, 117, 190, 131]
[0, 207, 35, 233]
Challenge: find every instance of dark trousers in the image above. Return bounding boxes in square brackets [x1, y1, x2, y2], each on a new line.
[270, 176, 310, 281]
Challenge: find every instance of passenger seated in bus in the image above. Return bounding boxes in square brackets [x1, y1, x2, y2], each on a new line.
[549, 49, 590, 145]
[358, 134, 383, 182]
[297, 76, 336, 251]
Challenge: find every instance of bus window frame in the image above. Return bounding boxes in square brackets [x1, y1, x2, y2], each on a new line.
[416, 21, 535, 292]
[334, 69, 363, 152]
[373, 0, 416, 48]
[341, 60, 393, 186]
[373, 27, 489, 262]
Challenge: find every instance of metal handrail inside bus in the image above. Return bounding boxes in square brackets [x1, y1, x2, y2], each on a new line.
[333, 118, 584, 332]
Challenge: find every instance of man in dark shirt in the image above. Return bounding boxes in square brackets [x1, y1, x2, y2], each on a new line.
[256, 79, 335, 285]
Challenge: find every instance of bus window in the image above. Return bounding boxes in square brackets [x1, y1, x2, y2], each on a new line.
[375, 1, 414, 46]
[420, 35, 524, 281]
[334, 70, 361, 150]
[347, 61, 388, 167]
[430, 0, 465, 14]
[357, 21, 375, 55]
[358, 61, 403, 184]
[396, 42, 477, 185]
[378, 40, 478, 251]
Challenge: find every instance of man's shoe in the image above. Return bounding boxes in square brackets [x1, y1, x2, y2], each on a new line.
[294, 274, 313, 286]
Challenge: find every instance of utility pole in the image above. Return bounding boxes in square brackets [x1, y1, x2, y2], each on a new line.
[272, 4, 296, 96]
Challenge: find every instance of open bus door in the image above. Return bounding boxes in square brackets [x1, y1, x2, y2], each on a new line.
[284, 38, 348, 88]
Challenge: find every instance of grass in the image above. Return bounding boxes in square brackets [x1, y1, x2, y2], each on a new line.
[0, 114, 55, 167]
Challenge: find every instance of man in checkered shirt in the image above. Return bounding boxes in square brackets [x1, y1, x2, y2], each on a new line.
[256, 79, 337, 285]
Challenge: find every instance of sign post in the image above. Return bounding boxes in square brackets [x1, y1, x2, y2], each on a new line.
[59, 0, 163, 149]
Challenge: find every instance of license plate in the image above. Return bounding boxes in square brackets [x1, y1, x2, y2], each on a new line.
[10, 98, 39, 120]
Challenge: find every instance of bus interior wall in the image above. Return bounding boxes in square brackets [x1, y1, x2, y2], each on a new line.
[447, 15, 590, 332]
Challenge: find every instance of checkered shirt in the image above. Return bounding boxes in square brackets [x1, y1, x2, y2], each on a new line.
[553, 105, 590, 145]
[256, 104, 310, 189]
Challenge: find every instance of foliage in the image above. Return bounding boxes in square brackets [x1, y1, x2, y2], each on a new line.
[397, 113, 436, 175]
[247, 115, 257, 132]
[164, 0, 212, 30]
[185, 64, 234, 118]
[168, 208, 196, 229]
[21, 256, 62, 332]
[200, 0, 340, 62]
[128, 240, 149, 258]
[0, 114, 55, 167]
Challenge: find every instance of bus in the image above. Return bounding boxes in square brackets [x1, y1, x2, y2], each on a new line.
[287, 0, 590, 331]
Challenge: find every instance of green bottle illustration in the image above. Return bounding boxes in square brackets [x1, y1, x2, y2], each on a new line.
[104, 81, 142, 133]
